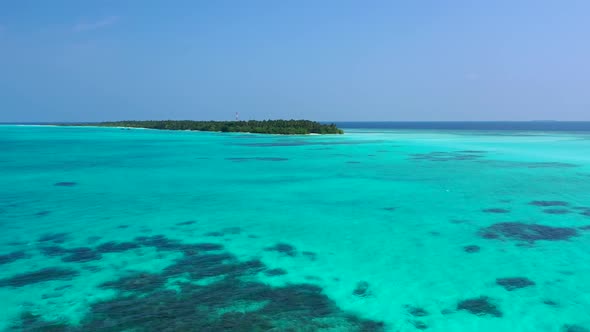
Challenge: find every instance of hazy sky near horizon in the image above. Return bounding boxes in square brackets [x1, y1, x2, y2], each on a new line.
[1, 1, 589, 122]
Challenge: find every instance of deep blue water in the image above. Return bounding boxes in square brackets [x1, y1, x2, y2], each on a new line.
[334, 121, 590, 131]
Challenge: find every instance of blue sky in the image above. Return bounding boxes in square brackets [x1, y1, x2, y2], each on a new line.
[1, 1, 589, 121]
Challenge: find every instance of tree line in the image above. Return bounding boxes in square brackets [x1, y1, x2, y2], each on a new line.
[78, 120, 344, 135]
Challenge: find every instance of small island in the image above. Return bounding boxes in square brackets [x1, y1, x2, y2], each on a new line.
[66, 120, 343, 135]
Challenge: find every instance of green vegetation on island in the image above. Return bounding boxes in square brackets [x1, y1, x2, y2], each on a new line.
[73, 120, 344, 135]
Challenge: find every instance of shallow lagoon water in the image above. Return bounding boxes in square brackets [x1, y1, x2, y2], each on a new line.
[1, 125, 590, 331]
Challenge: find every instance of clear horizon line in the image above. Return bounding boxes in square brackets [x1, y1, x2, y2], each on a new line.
[3, 120, 590, 124]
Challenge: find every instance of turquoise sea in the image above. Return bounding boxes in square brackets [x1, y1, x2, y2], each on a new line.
[1, 124, 590, 331]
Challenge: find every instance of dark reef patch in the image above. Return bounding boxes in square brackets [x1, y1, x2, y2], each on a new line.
[42, 291, 64, 300]
[482, 208, 510, 214]
[525, 162, 578, 168]
[204, 231, 224, 237]
[168, 253, 225, 275]
[407, 306, 429, 317]
[264, 268, 287, 277]
[187, 243, 224, 251]
[260, 283, 331, 316]
[101, 273, 167, 293]
[0, 267, 79, 287]
[457, 296, 502, 317]
[353, 281, 370, 297]
[384, 207, 397, 211]
[457, 150, 487, 154]
[346, 161, 361, 164]
[478, 222, 578, 243]
[264, 243, 297, 257]
[176, 220, 196, 226]
[211, 312, 274, 331]
[38, 232, 69, 244]
[581, 211, 590, 217]
[10, 312, 70, 331]
[530, 200, 569, 207]
[0, 251, 28, 265]
[96, 241, 140, 253]
[543, 299, 558, 306]
[38, 244, 102, 262]
[496, 277, 535, 291]
[463, 245, 481, 253]
[163, 253, 262, 280]
[411, 320, 428, 330]
[117, 225, 129, 229]
[578, 225, 590, 230]
[38, 245, 70, 257]
[134, 235, 183, 251]
[543, 209, 571, 215]
[134, 234, 224, 255]
[35, 211, 51, 217]
[11, 236, 385, 331]
[61, 247, 102, 263]
[226, 157, 289, 162]
[562, 325, 590, 332]
[409, 151, 486, 162]
[54, 182, 77, 187]
[480, 231, 500, 239]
